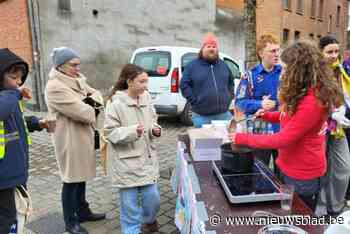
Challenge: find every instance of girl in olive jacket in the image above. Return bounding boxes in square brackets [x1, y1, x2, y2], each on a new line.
[104, 64, 161, 234]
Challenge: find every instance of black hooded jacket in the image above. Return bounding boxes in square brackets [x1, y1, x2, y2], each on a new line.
[0, 48, 29, 90]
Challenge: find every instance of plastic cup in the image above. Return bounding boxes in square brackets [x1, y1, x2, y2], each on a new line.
[280, 184, 294, 212]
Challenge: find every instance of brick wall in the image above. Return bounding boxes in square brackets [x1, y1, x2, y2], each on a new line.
[216, 0, 243, 13]
[0, 0, 33, 68]
[219, 0, 348, 49]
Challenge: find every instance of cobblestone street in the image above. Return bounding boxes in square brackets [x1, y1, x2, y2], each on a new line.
[24, 113, 189, 234]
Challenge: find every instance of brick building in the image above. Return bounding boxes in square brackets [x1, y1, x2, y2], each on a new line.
[0, 0, 33, 67]
[218, 0, 349, 48]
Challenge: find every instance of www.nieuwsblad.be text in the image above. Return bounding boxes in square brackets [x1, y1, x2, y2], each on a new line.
[209, 214, 344, 226]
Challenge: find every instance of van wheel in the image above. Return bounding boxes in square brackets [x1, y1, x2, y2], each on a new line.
[180, 103, 193, 126]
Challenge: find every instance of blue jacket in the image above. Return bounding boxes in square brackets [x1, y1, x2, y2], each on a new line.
[0, 89, 41, 189]
[235, 63, 282, 132]
[180, 58, 234, 115]
[0, 48, 41, 189]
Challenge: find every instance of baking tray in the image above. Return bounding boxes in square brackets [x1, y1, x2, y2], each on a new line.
[212, 160, 284, 203]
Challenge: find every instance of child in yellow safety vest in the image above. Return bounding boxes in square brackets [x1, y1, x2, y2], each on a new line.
[0, 48, 49, 234]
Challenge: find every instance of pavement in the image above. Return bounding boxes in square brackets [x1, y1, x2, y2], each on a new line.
[23, 112, 189, 234]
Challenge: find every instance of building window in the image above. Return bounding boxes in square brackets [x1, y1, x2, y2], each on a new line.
[294, 31, 301, 40]
[309, 33, 314, 39]
[336, 6, 341, 27]
[283, 29, 290, 44]
[310, 0, 316, 18]
[283, 0, 291, 10]
[296, 0, 303, 14]
[318, 0, 324, 20]
[58, 0, 71, 11]
[328, 15, 332, 33]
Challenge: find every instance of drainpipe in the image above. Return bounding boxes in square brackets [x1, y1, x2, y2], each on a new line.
[27, 0, 46, 111]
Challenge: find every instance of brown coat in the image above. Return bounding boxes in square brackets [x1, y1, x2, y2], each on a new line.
[104, 91, 160, 188]
[45, 68, 101, 183]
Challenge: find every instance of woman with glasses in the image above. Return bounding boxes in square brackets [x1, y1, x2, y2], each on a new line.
[45, 47, 105, 234]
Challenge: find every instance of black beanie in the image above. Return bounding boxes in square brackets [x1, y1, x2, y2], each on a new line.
[319, 35, 339, 50]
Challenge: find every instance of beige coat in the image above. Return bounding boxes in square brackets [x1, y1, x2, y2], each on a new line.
[104, 91, 160, 188]
[45, 68, 102, 183]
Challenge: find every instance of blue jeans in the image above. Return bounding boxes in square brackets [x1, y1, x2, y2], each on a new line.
[191, 111, 232, 128]
[282, 173, 320, 212]
[119, 184, 160, 234]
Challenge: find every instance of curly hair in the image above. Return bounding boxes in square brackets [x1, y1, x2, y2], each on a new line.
[279, 41, 342, 115]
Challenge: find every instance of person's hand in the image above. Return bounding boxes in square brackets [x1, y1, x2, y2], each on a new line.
[152, 127, 161, 137]
[254, 109, 266, 118]
[261, 95, 276, 111]
[136, 124, 145, 137]
[18, 87, 32, 100]
[228, 132, 236, 144]
[39, 119, 50, 130]
[332, 109, 350, 128]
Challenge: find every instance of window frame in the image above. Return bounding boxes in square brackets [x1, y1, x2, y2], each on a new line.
[310, 0, 316, 19]
[336, 6, 341, 27]
[296, 0, 304, 15]
[318, 0, 324, 21]
[283, 0, 292, 11]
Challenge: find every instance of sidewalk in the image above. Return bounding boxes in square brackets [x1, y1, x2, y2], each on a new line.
[23, 112, 187, 234]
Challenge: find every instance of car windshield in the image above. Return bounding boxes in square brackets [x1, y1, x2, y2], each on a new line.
[133, 51, 171, 76]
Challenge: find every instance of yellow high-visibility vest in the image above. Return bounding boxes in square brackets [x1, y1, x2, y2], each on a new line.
[0, 121, 4, 159]
[0, 101, 32, 160]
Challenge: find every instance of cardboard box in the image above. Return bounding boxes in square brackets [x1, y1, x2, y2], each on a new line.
[187, 128, 223, 161]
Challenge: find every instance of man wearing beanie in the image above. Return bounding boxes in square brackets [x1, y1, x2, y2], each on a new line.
[180, 33, 235, 127]
[45, 47, 105, 234]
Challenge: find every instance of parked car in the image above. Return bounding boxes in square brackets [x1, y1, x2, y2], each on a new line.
[130, 46, 241, 125]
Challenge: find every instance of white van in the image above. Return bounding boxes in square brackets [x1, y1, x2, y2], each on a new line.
[130, 46, 241, 125]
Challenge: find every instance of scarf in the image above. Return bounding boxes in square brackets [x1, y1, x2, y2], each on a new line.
[329, 60, 350, 138]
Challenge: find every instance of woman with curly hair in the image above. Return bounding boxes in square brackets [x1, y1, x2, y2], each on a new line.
[229, 41, 342, 212]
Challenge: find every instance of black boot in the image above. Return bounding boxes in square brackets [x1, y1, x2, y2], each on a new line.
[66, 223, 88, 234]
[78, 206, 105, 223]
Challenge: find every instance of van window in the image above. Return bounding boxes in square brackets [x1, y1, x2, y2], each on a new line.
[224, 58, 240, 79]
[133, 51, 171, 76]
[181, 53, 198, 72]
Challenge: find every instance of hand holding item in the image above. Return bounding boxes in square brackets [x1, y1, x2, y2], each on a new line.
[39, 118, 56, 133]
[152, 127, 161, 137]
[82, 96, 102, 117]
[254, 109, 266, 118]
[18, 87, 32, 100]
[136, 124, 145, 137]
[331, 106, 350, 128]
[261, 95, 276, 111]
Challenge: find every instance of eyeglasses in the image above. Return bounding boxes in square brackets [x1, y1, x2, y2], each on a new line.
[267, 48, 280, 54]
[67, 62, 80, 68]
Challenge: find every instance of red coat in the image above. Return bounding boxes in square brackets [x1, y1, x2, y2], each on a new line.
[235, 89, 328, 180]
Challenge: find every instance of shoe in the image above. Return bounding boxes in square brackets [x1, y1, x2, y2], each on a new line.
[65, 223, 88, 234]
[79, 212, 106, 223]
[141, 220, 159, 233]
